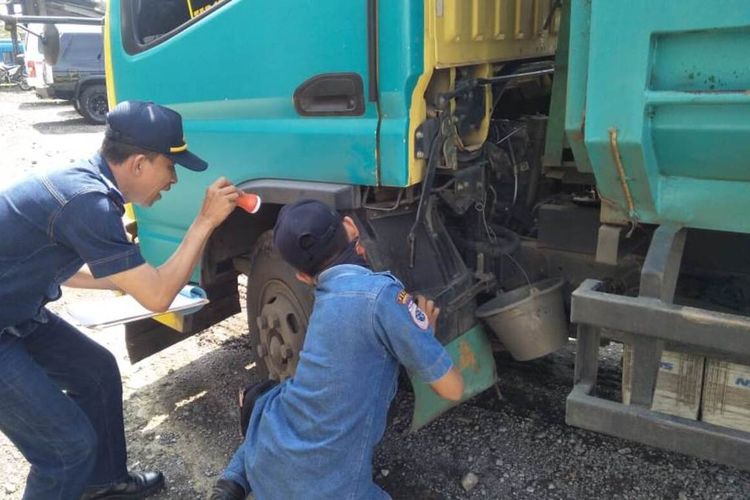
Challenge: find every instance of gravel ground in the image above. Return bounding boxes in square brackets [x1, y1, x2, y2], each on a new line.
[1, 87, 749, 499]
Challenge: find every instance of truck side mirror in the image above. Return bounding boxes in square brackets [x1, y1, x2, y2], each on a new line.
[40, 24, 60, 65]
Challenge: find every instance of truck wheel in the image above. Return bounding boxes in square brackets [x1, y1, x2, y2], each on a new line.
[78, 84, 108, 124]
[246, 231, 313, 381]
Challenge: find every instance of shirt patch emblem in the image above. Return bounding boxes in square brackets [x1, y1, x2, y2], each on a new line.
[407, 300, 429, 330]
[396, 290, 410, 304]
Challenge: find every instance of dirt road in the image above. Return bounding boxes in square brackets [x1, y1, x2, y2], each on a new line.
[1, 88, 749, 499]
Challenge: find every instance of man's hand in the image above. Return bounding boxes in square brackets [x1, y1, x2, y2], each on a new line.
[109, 178, 241, 312]
[416, 295, 440, 333]
[197, 177, 240, 229]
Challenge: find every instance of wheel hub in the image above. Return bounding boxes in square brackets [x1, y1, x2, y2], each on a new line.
[255, 280, 307, 380]
[89, 94, 108, 122]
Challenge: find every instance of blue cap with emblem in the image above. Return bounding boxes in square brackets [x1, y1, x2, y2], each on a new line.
[273, 200, 349, 276]
[104, 100, 208, 171]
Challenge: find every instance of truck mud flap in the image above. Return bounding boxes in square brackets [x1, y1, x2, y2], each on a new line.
[567, 225, 750, 471]
[410, 324, 496, 431]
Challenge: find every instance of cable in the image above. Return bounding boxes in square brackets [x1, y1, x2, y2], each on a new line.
[507, 138, 519, 206]
[407, 128, 444, 267]
[476, 67, 555, 85]
[361, 187, 404, 212]
[495, 126, 524, 146]
[437, 63, 554, 110]
[476, 188, 496, 243]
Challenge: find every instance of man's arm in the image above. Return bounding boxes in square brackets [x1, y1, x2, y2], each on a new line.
[416, 295, 465, 401]
[63, 265, 118, 290]
[107, 178, 239, 312]
[429, 367, 464, 401]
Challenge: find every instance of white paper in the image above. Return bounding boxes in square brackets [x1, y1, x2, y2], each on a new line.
[66, 285, 209, 329]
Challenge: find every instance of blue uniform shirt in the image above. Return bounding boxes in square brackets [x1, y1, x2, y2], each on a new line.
[224, 264, 454, 499]
[0, 154, 144, 335]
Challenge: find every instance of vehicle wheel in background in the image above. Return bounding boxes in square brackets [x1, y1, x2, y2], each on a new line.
[245, 230, 313, 381]
[78, 84, 108, 124]
[18, 78, 31, 91]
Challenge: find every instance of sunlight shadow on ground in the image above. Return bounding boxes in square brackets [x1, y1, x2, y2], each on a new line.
[32, 119, 102, 134]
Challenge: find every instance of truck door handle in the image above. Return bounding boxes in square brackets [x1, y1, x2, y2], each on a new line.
[294, 73, 365, 116]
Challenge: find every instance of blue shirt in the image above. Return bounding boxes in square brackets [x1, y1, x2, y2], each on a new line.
[0, 154, 144, 335]
[227, 264, 453, 500]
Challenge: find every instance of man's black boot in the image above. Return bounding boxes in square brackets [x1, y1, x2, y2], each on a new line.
[209, 478, 246, 500]
[81, 471, 165, 499]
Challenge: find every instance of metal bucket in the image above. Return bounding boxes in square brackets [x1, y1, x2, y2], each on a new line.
[475, 278, 567, 361]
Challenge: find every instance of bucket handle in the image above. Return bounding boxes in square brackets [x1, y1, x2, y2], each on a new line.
[503, 253, 538, 295]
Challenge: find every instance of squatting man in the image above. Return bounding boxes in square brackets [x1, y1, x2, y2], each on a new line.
[210, 199, 465, 500]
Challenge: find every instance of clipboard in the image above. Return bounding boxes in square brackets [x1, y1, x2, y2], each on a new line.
[66, 285, 209, 329]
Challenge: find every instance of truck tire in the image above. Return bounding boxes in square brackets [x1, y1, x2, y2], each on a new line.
[78, 84, 108, 124]
[245, 231, 313, 381]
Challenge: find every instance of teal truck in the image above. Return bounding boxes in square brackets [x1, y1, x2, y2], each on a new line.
[104, 0, 750, 469]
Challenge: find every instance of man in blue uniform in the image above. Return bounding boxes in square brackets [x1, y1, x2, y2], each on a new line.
[212, 200, 464, 500]
[0, 101, 241, 499]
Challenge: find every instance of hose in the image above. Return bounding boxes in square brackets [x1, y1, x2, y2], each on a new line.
[449, 224, 521, 258]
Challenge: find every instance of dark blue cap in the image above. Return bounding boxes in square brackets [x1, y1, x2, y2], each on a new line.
[104, 100, 208, 171]
[273, 200, 348, 276]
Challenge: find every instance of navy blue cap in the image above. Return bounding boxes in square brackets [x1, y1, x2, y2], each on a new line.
[105, 100, 208, 171]
[273, 200, 349, 276]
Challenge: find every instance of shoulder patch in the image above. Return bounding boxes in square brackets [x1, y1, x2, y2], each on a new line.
[396, 289, 429, 330]
[407, 299, 430, 330]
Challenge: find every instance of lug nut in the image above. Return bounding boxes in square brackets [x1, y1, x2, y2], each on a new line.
[282, 345, 294, 360]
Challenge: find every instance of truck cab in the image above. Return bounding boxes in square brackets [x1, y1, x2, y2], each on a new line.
[105, 0, 559, 366]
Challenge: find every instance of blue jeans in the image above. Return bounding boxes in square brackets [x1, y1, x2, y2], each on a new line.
[0, 312, 128, 499]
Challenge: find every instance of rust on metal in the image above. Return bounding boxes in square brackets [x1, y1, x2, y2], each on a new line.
[608, 127, 635, 216]
[458, 340, 479, 372]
